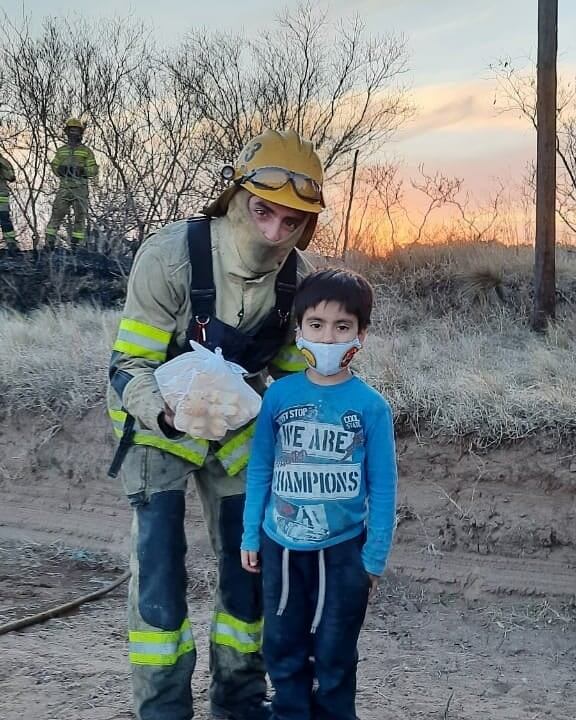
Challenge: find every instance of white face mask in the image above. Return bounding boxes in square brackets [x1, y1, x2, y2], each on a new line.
[296, 337, 362, 376]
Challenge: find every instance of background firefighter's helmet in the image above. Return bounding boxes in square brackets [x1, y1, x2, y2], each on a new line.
[204, 129, 324, 250]
[64, 117, 85, 133]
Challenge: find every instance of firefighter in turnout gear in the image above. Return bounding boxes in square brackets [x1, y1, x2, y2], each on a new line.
[45, 117, 98, 249]
[0, 153, 17, 250]
[107, 129, 324, 720]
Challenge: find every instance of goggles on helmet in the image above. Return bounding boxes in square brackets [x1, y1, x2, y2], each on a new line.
[236, 166, 322, 204]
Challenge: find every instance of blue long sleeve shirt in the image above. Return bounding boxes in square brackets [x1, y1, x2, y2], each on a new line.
[241, 372, 398, 575]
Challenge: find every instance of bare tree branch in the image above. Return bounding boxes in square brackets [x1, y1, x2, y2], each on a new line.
[492, 56, 576, 236]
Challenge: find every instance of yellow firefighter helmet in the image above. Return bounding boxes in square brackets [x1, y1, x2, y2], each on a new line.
[204, 129, 324, 250]
[212, 129, 324, 216]
[64, 117, 85, 132]
[229, 129, 324, 214]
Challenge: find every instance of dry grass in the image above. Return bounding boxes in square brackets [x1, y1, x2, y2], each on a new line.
[353, 241, 576, 446]
[3, 240, 576, 447]
[0, 304, 119, 418]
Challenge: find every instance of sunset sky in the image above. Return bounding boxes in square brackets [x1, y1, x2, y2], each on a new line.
[4, 1, 576, 207]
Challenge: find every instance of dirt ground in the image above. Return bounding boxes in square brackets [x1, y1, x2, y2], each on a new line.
[0, 408, 575, 720]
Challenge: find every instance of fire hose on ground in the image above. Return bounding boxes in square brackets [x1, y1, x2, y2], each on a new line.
[0, 570, 131, 636]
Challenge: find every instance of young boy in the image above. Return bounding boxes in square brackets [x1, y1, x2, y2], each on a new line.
[241, 268, 398, 720]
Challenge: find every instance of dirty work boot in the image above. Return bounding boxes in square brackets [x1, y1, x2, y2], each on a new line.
[210, 698, 272, 720]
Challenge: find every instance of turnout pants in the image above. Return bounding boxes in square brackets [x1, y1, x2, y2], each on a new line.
[260, 534, 370, 720]
[45, 183, 88, 247]
[120, 446, 266, 720]
[0, 193, 16, 248]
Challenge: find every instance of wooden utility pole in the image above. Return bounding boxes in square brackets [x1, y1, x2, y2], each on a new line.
[532, 0, 558, 331]
[342, 149, 359, 259]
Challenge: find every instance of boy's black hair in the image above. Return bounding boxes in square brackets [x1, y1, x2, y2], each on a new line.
[294, 268, 373, 330]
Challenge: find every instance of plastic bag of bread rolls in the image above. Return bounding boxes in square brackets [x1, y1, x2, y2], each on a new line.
[154, 341, 262, 440]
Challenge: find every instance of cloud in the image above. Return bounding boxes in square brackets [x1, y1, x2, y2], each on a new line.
[400, 58, 576, 142]
[398, 79, 529, 141]
[403, 94, 480, 136]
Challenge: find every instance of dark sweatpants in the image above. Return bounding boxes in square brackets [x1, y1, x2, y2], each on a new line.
[260, 533, 370, 720]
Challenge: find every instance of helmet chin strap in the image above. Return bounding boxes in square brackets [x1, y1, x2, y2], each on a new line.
[225, 190, 310, 274]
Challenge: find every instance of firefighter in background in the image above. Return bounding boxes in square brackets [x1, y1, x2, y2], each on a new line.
[45, 117, 98, 249]
[0, 153, 17, 250]
[107, 129, 324, 720]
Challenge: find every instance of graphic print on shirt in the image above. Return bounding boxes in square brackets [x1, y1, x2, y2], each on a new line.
[272, 404, 364, 542]
[272, 498, 329, 541]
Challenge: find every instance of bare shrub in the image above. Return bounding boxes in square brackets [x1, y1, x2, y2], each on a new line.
[0, 6, 412, 251]
[168, 3, 412, 176]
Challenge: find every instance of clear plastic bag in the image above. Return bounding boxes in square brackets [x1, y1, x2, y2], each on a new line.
[154, 340, 262, 440]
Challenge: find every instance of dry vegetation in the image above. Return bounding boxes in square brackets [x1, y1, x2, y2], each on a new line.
[3, 241, 576, 447]
[355, 242, 576, 446]
[0, 5, 410, 251]
[0, 304, 118, 418]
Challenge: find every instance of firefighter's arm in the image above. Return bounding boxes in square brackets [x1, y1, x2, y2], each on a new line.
[85, 147, 98, 179]
[109, 243, 179, 435]
[0, 156, 16, 182]
[267, 249, 316, 380]
[51, 148, 66, 177]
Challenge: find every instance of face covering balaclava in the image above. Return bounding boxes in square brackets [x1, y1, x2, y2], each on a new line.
[66, 129, 82, 146]
[224, 189, 313, 274]
[296, 336, 362, 376]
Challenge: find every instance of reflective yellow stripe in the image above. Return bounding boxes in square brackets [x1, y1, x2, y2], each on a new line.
[130, 618, 192, 644]
[108, 409, 209, 466]
[215, 422, 256, 476]
[129, 641, 194, 666]
[129, 619, 195, 666]
[119, 319, 172, 345]
[113, 319, 170, 361]
[109, 409, 126, 419]
[215, 613, 263, 634]
[112, 339, 166, 362]
[270, 344, 307, 372]
[211, 633, 260, 654]
[108, 408, 127, 436]
[131, 433, 207, 465]
[0, 195, 9, 202]
[216, 422, 256, 461]
[211, 612, 263, 654]
[72, 231, 85, 239]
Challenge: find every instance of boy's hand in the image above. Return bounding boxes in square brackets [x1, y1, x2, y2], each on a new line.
[241, 550, 261, 573]
[368, 573, 379, 599]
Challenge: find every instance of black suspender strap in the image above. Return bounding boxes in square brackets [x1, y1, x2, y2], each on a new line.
[186, 217, 216, 343]
[187, 217, 216, 320]
[274, 249, 297, 323]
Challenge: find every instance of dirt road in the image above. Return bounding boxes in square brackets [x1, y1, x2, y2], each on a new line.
[0, 409, 575, 719]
